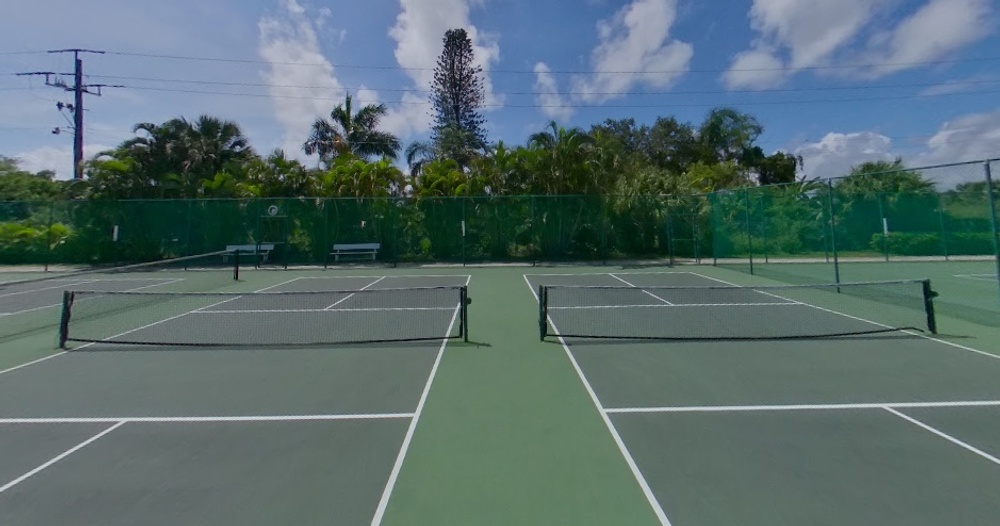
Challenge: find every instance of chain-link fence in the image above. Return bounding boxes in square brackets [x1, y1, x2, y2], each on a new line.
[710, 159, 1000, 325]
[2, 159, 998, 323]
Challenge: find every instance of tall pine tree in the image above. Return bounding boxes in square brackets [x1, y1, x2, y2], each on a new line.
[430, 29, 487, 153]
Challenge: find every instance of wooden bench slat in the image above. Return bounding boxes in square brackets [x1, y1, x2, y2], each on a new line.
[330, 242, 380, 263]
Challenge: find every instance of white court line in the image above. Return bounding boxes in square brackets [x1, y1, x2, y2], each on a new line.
[0, 352, 68, 376]
[525, 271, 694, 277]
[954, 274, 997, 282]
[298, 274, 472, 280]
[884, 407, 1000, 467]
[609, 274, 674, 305]
[550, 302, 799, 310]
[324, 276, 386, 310]
[69, 279, 299, 350]
[195, 307, 454, 314]
[0, 280, 91, 298]
[0, 413, 415, 424]
[0, 420, 126, 494]
[0, 277, 182, 299]
[606, 400, 1000, 414]
[0, 278, 185, 317]
[370, 303, 461, 526]
[524, 274, 672, 526]
[688, 272, 1000, 363]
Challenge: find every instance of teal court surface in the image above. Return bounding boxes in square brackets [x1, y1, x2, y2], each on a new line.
[0, 272, 468, 526]
[1, 264, 1000, 525]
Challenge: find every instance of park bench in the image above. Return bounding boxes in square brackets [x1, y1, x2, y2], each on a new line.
[223, 244, 275, 265]
[330, 243, 380, 262]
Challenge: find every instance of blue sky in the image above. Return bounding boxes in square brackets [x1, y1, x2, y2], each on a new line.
[1, 0, 998, 186]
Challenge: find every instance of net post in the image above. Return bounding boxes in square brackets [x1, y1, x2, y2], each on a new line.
[922, 279, 937, 334]
[984, 161, 1000, 304]
[460, 286, 469, 343]
[58, 291, 73, 348]
[539, 285, 548, 341]
[233, 249, 240, 281]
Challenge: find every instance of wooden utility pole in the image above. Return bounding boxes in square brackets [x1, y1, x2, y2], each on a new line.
[16, 49, 121, 179]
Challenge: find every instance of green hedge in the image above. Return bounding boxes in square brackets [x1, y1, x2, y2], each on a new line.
[869, 232, 996, 256]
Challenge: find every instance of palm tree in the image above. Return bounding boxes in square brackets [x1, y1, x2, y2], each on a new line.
[528, 121, 596, 194]
[118, 116, 251, 197]
[303, 93, 400, 164]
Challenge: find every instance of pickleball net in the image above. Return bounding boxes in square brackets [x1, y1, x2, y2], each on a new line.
[59, 285, 469, 347]
[539, 279, 936, 341]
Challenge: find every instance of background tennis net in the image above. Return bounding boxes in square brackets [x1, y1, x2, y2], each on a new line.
[539, 280, 936, 341]
[60, 286, 468, 347]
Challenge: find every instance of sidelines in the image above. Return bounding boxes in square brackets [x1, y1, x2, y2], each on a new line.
[370, 302, 462, 526]
[325, 276, 386, 310]
[550, 302, 799, 310]
[0, 413, 415, 424]
[0, 277, 180, 298]
[609, 274, 674, 305]
[66, 277, 302, 351]
[526, 271, 693, 277]
[884, 407, 1000, 467]
[0, 278, 185, 317]
[954, 274, 998, 282]
[295, 274, 473, 280]
[195, 307, 455, 314]
[605, 400, 1000, 413]
[0, 420, 126, 494]
[523, 274, 672, 526]
[688, 271, 1000, 362]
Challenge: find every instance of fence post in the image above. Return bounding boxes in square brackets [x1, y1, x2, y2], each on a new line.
[877, 192, 889, 261]
[45, 201, 54, 272]
[743, 188, 754, 275]
[710, 193, 719, 267]
[827, 180, 842, 285]
[937, 194, 949, 261]
[985, 162, 1000, 303]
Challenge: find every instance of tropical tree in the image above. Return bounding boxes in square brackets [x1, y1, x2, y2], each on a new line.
[111, 115, 253, 198]
[318, 155, 405, 198]
[429, 28, 488, 165]
[0, 157, 65, 200]
[697, 108, 763, 165]
[835, 159, 935, 196]
[527, 121, 597, 194]
[239, 150, 315, 198]
[303, 93, 400, 164]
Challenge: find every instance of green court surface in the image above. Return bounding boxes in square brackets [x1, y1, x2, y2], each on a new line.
[1, 263, 1000, 525]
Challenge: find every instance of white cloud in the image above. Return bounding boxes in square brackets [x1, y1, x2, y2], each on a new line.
[571, 0, 693, 103]
[14, 144, 113, 180]
[724, 0, 995, 89]
[258, 0, 344, 157]
[919, 74, 1000, 96]
[919, 109, 1000, 166]
[721, 48, 788, 90]
[388, 0, 503, 116]
[533, 63, 573, 122]
[794, 131, 895, 179]
[792, 111, 1000, 187]
[858, 0, 994, 78]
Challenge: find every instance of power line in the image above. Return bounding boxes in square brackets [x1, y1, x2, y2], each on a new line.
[121, 84, 1000, 108]
[81, 74, 1000, 97]
[102, 50, 1000, 75]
